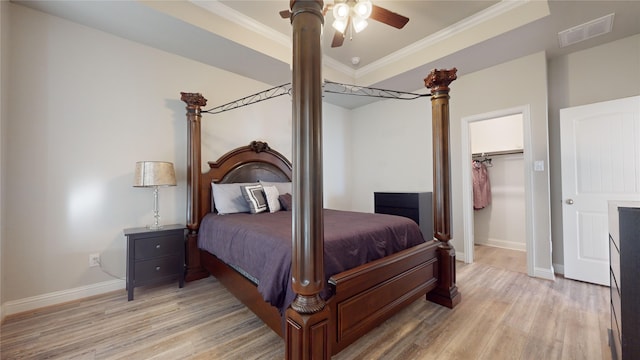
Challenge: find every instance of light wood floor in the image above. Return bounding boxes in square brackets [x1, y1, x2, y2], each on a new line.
[474, 244, 528, 274]
[1, 247, 612, 359]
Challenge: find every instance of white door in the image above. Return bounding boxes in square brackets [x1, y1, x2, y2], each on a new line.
[561, 96, 640, 285]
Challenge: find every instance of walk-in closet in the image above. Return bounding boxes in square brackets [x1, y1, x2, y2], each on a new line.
[469, 114, 527, 272]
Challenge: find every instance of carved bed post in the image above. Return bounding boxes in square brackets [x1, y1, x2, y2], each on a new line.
[180, 92, 209, 282]
[424, 69, 461, 308]
[285, 0, 330, 359]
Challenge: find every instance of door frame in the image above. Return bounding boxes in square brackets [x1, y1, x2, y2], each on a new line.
[461, 105, 535, 277]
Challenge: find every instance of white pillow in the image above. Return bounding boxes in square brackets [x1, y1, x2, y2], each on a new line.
[263, 185, 281, 213]
[211, 182, 258, 214]
[259, 181, 292, 195]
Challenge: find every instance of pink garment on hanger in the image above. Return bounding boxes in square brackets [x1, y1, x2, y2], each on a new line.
[472, 161, 491, 210]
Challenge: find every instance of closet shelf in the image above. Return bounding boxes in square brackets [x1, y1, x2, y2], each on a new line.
[472, 149, 523, 158]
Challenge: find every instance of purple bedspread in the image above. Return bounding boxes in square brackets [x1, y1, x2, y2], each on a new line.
[198, 209, 425, 314]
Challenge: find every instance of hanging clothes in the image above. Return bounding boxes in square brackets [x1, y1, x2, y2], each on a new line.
[472, 160, 491, 210]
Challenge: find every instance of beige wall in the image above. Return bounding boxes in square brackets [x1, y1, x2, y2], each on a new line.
[547, 34, 640, 271]
[349, 52, 553, 276]
[4, 3, 270, 304]
[1, 3, 348, 313]
[350, 96, 434, 212]
[450, 52, 552, 274]
[0, 0, 8, 321]
[322, 102, 353, 210]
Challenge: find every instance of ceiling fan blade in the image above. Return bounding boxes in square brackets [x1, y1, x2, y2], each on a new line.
[279, 9, 291, 19]
[370, 5, 409, 29]
[331, 30, 345, 48]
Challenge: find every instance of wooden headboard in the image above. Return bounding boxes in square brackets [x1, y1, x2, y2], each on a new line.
[197, 140, 292, 220]
[179, 103, 294, 281]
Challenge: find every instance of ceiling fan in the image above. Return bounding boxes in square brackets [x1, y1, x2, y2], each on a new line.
[280, 0, 410, 48]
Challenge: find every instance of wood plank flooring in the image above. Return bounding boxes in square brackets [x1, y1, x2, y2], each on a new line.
[1, 247, 612, 359]
[474, 244, 527, 274]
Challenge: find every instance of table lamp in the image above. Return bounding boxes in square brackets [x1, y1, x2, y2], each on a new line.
[133, 161, 176, 229]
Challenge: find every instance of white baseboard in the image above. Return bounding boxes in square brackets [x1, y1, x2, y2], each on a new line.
[533, 266, 556, 281]
[475, 238, 526, 252]
[3, 279, 125, 317]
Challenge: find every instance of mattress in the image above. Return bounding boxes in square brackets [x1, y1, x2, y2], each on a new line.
[198, 209, 425, 313]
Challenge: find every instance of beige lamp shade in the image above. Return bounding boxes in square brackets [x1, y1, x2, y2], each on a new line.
[133, 161, 177, 187]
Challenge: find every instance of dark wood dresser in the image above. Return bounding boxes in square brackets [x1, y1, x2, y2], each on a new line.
[124, 224, 186, 301]
[374, 192, 433, 240]
[608, 201, 640, 360]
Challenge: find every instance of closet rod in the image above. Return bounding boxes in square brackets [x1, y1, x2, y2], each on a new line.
[472, 149, 524, 157]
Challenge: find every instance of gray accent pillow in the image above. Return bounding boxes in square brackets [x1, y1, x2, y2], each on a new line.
[279, 193, 292, 211]
[241, 184, 268, 214]
[211, 182, 258, 214]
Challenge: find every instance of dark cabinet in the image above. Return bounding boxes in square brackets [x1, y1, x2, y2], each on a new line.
[124, 224, 186, 301]
[608, 201, 640, 360]
[374, 192, 433, 240]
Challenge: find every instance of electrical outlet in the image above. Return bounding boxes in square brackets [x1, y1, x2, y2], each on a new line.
[89, 253, 100, 267]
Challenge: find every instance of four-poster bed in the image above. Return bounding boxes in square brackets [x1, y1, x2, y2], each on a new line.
[180, 1, 459, 357]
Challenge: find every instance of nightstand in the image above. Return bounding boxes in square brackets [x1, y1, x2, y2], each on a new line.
[124, 224, 186, 301]
[374, 192, 433, 240]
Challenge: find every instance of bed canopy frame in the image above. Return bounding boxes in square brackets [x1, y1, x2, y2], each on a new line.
[180, 1, 459, 358]
[199, 80, 430, 115]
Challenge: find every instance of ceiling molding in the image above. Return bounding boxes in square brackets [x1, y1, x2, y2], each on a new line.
[189, 0, 540, 84]
[323, 55, 356, 80]
[355, 0, 533, 80]
[190, 0, 291, 49]
[192, 0, 361, 82]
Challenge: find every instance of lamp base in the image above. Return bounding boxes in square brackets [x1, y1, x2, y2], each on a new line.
[148, 186, 162, 230]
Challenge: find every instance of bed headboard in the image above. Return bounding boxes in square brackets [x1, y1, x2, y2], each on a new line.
[197, 140, 292, 221]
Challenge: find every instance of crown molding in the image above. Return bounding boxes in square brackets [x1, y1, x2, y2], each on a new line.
[355, 0, 532, 79]
[191, 0, 357, 81]
[323, 55, 356, 79]
[189, 0, 539, 84]
[190, 0, 292, 49]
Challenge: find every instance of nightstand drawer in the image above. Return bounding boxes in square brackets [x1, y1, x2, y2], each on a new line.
[611, 271, 621, 338]
[134, 234, 183, 260]
[610, 237, 620, 289]
[135, 255, 181, 282]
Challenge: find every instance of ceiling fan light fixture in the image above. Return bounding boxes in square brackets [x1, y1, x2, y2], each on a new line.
[332, 18, 348, 33]
[352, 16, 368, 33]
[333, 3, 350, 20]
[353, 0, 372, 19]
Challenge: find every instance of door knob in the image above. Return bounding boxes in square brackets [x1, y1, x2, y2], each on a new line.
[565, 199, 574, 205]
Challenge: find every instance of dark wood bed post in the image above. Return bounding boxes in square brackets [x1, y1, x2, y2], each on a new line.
[285, 0, 330, 359]
[424, 68, 461, 308]
[180, 92, 210, 282]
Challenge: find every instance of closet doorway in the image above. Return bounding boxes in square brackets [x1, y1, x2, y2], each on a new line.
[461, 106, 534, 276]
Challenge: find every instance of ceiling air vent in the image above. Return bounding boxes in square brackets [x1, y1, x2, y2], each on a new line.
[558, 13, 615, 48]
